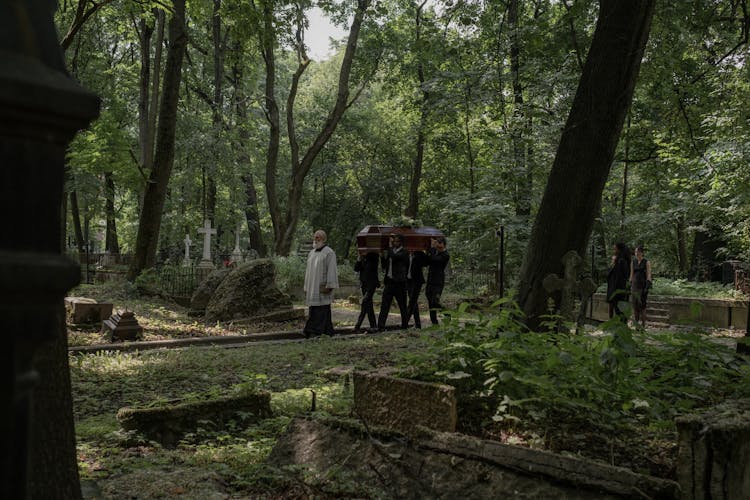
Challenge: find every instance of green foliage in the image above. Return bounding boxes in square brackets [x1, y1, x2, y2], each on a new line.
[399, 301, 750, 435]
[650, 278, 747, 299]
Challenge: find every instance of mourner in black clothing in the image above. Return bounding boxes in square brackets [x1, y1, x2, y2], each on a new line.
[378, 234, 410, 330]
[606, 242, 631, 322]
[406, 250, 427, 328]
[353, 251, 380, 331]
[425, 237, 450, 325]
[630, 245, 652, 327]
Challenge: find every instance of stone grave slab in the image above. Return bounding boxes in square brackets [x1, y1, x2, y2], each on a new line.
[676, 398, 750, 500]
[268, 417, 680, 499]
[353, 371, 456, 435]
[64, 296, 113, 325]
[101, 310, 143, 341]
[117, 391, 272, 447]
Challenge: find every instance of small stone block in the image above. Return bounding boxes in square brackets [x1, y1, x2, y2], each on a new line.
[353, 371, 457, 435]
[101, 310, 143, 341]
[65, 296, 114, 324]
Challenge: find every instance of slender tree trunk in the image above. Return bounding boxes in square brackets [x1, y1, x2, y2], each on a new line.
[104, 172, 119, 253]
[619, 113, 631, 236]
[509, 0, 530, 217]
[274, 0, 372, 255]
[232, 49, 267, 256]
[70, 189, 85, 254]
[516, 0, 656, 328]
[405, 0, 429, 219]
[676, 214, 687, 274]
[128, 0, 188, 280]
[206, 0, 224, 225]
[137, 16, 154, 172]
[148, 9, 165, 164]
[259, 0, 283, 250]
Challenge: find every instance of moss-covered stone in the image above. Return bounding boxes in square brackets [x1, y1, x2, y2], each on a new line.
[189, 268, 230, 312]
[204, 259, 292, 322]
[117, 391, 272, 447]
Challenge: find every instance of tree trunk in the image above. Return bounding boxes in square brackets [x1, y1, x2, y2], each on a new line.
[137, 15, 154, 172]
[619, 113, 631, 236]
[259, 0, 283, 250]
[516, 0, 655, 329]
[148, 9, 165, 164]
[676, 214, 687, 274]
[231, 51, 267, 257]
[509, 0, 531, 218]
[128, 0, 188, 280]
[274, 0, 372, 255]
[70, 189, 85, 254]
[405, 0, 429, 219]
[104, 171, 119, 253]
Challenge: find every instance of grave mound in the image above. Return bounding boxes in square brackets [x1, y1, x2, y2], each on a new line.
[117, 390, 272, 447]
[204, 259, 293, 322]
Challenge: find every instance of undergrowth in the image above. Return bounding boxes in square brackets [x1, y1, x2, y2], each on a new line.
[397, 298, 750, 475]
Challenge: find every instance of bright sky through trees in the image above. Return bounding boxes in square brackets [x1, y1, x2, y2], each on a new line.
[307, 7, 348, 60]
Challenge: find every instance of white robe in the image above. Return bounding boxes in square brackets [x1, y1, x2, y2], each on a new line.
[303, 245, 339, 306]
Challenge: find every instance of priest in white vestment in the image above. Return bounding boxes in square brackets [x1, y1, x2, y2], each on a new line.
[303, 229, 339, 336]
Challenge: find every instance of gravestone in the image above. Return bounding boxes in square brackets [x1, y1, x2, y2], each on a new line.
[182, 234, 192, 267]
[0, 2, 100, 497]
[101, 310, 144, 341]
[196, 219, 216, 281]
[230, 223, 243, 265]
[543, 250, 597, 326]
[353, 371, 457, 435]
[189, 268, 231, 312]
[64, 297, 113, 325]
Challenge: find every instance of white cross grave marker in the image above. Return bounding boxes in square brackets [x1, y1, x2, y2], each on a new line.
[197, 219, 216, 263]
[183, 234, 192, 266]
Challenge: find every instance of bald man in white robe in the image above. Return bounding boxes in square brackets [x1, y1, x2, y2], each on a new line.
[303, 229, 339, 336]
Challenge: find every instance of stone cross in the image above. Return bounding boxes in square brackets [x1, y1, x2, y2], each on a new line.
[230, 223, 243, 265]
[183, 234, 192, 266]
[543, 250, 597, 324]
[197, 219, 216, 263]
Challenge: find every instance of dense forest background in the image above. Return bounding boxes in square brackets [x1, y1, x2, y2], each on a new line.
[56, 0, 750, 284]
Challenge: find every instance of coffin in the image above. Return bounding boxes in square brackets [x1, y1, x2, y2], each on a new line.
[356, 225, 445, 254]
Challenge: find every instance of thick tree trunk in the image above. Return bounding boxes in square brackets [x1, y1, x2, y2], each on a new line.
[128, 0, 188, 280]
[273, 0, 372, 255]
[516, 0, 655, 328]
[104, 171, 119, 253]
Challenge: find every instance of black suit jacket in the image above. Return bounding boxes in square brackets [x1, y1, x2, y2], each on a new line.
[408, 251, 427, 285]
[354, 252, 380, 288]
[381, 246, 409, 283]
[426, 248, 450, 285]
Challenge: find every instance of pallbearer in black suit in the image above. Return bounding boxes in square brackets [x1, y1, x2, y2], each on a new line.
[353, 251, 380, 332]
[406, 250, 427, 328]
[426, 236, 450, 325]
[378, 234, 409, 330]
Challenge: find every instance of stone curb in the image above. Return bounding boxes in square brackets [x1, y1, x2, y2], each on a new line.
[67, 324, 409, 355]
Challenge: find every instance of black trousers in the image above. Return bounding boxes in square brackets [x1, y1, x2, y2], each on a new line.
[407, 280, 423, 328]
[425, 283, 444, 325]
[305, 305, 334, 336]
[356, 283, 377, 329]
[378, 279, 408, 329]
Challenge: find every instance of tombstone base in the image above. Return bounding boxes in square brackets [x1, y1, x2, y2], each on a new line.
[101, 311, 143, 341]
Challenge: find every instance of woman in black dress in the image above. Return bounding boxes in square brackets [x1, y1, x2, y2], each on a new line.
[630, 245, 652, 327]
[606, 242, 631, 322]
